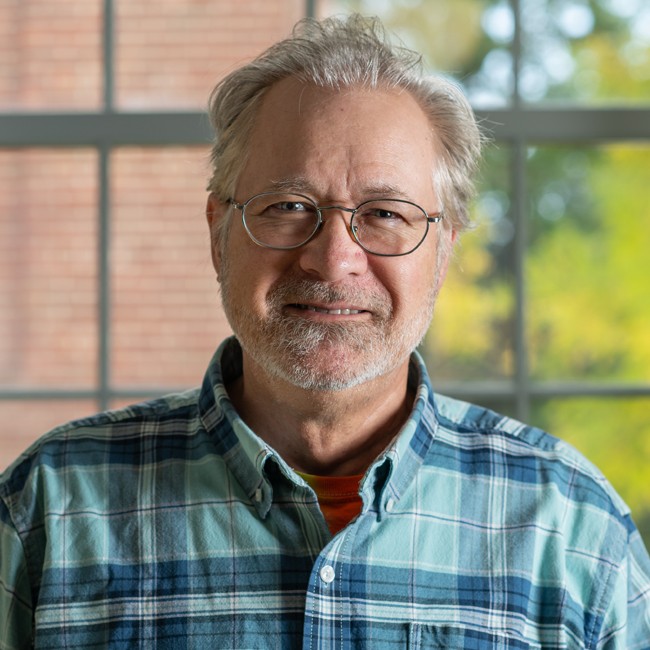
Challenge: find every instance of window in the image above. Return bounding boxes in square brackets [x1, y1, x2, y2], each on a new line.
[2, 0, 649, 544]
[318, 0, 650, 542]
[0, 0, 305, 463]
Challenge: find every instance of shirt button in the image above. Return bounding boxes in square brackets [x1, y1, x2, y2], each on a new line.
[385, 498, 395, 512]
[320, 565, 335, 584]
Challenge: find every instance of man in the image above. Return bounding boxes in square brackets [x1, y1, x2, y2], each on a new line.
[1, 15, 649, 649]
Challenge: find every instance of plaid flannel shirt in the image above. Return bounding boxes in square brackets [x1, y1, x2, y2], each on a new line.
[2, 337, 650, 649]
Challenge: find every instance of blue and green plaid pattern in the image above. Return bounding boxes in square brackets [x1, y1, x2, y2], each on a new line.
[2, 337, 649, 648]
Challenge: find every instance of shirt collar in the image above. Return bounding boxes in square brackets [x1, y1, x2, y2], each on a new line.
[360, 350, 439, 519]
[198, 337, 276, 518]
[199, 336, 439, 521]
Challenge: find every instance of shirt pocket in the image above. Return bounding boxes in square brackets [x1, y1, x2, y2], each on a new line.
[408, 623, 539, 649]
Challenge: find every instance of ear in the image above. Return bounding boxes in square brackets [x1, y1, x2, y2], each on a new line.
[206, 192, 228, 277]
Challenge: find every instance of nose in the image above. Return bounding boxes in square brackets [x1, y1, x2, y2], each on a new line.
[297, 208, 368, 281]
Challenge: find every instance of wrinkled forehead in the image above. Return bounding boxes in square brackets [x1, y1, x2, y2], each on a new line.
[238, 77, 439, 204]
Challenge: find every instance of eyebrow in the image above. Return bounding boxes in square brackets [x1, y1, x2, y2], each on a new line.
[264, 177, 413, 201]
[265, 177, 313, 194]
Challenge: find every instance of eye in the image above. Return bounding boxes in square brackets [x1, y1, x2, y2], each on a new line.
[259, 198, 317, 219]
[273, 201, 309, 213]
[371, 208, 401, 219]
[358, 204, 407, 223]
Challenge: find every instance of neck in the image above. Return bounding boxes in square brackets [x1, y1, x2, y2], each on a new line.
[227, 351, 414, 476]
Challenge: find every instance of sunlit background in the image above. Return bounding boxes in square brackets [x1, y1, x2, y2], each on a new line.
[1, 0, 649, 543]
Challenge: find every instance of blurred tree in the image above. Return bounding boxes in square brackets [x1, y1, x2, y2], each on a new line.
[520, 0, 650, 103]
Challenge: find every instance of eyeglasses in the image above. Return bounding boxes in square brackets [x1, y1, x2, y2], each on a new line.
[229, 192, 443, 257]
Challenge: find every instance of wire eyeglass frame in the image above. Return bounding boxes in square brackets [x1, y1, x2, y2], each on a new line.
[228, 191, 443, 257]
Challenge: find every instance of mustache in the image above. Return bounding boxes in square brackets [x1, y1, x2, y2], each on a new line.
[266, 278, 393, 319]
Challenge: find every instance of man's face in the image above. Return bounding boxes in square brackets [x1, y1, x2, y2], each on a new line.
[209, 78, 453, 391]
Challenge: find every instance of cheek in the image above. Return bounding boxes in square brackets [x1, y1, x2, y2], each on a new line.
[370, 262, 414, 314]
[379, 253, 439, 314]
[226, 246, 289, 310]
[377, 255, 435, 303]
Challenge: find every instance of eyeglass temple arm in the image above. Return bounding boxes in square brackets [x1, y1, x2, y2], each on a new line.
[227, 198, 244, 210]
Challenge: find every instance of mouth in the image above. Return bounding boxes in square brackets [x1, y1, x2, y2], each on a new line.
[290, 303, 366, 316]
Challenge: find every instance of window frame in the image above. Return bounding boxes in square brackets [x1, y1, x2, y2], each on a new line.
[0, 0, 649, 421]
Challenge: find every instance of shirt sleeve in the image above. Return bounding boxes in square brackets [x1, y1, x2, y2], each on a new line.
[0, 497, 34, 650]
[597, 523, 650, 649]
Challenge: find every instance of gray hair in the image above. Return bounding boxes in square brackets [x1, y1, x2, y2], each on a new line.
[207, 14, 483, 236]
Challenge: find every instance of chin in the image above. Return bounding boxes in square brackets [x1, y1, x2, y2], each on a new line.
[261, 343, 405, 392]
[271, 363, 383, 392]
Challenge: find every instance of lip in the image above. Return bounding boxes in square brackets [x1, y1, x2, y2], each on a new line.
[287, 303, 368, 316]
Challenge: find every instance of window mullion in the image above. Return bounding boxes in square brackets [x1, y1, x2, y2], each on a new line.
[512, 139, 530, 422]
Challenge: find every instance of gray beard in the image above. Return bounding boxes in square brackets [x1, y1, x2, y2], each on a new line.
[252, 320, 412, 392]
[220, 274, 435, 392]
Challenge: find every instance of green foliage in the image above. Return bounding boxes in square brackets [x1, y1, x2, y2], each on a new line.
[527, 145, 650, 382]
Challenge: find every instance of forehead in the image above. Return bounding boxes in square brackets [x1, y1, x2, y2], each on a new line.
[237, 77, 438, 202]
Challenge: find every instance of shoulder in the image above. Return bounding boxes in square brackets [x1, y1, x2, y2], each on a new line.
[430, 393, 632, 522]
[434, 393, 556, 449]
[0, 389, 203, 504]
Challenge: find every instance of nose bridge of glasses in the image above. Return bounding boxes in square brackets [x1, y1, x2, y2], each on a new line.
[314, 204, 359, 235]
[317, 204, 356, 217]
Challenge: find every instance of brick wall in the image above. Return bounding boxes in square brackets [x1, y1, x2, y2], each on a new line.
[0, 0, 307, 470]
[0, 149, 98, 388]
[0, 0, 103, 109]
[116, 0, 304, 109]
